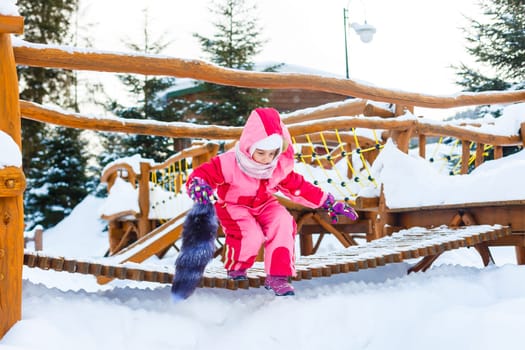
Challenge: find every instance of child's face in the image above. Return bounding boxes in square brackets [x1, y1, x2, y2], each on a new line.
[252, 148, 279, 164]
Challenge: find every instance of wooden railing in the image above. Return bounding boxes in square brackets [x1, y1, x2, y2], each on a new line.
[1, 13, 525, 339]
[100, 142, 221, 254]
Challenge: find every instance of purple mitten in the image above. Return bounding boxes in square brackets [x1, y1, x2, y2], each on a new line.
[322, 193, 358, 223]
[187, 178, 214, 204]
[332, 202, 359, 221]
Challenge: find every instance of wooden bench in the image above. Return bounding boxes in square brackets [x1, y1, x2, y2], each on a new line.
[355, 190, 525, 263]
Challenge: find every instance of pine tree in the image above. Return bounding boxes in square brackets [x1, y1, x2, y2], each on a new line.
[98, 10, 188, 166]
[18, 0, 91, 228]
[17, 0, 78, 173]
[26, 127, 89, 227]
[455, 0, 525, 92]
[192, 0, 272, 126]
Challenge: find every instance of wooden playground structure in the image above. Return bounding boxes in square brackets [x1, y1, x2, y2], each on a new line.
[2, 14, 525, 339]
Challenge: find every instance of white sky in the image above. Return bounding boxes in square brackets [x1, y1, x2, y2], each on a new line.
[79, 0, 481, 119]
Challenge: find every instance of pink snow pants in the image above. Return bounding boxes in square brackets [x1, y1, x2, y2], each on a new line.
[215, 198, 296, 276]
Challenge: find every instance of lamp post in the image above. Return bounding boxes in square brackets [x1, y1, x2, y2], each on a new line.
[343, 7, 376, 78]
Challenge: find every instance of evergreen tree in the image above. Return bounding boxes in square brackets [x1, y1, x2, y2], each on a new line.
[455, 0, 525, 92]
[17, 0, 79, 174]
[192, 0, 272, 126]
[98, 10, 187, 166]
[18, 0, 91, 228]
[26, 127, 89, 227]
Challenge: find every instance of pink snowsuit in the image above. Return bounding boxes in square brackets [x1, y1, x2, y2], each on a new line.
[187, 108, 328, 276]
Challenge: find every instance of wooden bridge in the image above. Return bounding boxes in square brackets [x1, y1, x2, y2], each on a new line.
[23, 223, 510, 289]
[1, 13, 525, 340]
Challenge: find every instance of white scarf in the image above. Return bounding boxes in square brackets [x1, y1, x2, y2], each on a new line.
[235, 143, 279, 179]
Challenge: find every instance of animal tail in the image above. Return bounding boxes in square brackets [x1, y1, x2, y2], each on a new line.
[171, 202, 218, 301]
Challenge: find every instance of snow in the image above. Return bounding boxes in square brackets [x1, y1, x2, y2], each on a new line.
[2, 24, 525, 346]
[0, 0, 19, 16]
[0, 130, 22, 168]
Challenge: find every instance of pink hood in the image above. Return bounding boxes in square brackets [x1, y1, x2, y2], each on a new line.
[238, 108, 293, 162]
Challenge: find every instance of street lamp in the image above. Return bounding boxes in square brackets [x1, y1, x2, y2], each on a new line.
[343, 7, 376, 78]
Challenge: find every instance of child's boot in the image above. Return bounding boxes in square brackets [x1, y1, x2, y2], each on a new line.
[264, 275, 295, 296]
[227, 269, 247, 281]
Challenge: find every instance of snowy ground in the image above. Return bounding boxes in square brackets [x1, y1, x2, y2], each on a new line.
[2, 195, 524, 350]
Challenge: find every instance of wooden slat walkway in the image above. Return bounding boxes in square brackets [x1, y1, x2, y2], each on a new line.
[23, 224, 510, 290]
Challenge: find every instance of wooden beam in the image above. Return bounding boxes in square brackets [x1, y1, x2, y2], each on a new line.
[281, 99, 367, 124]
[363, 103, 395, 118]
[13, 44, 525, 109]
[0, 31, 24, 340]
[419, 123, 522, 146]
[19, 100, 243, 140]
[354, 196, 379, 210]
[0, 15, 23, 34]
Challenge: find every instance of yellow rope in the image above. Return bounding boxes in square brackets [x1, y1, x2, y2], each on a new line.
[352, 128, 378, 187]
[438, 138, 460, 173]
[430, 136, 443, 162]
[334, 129, 358, 181]
[305, 134, 348, 199]
[291, 136, 319, 187]
[318, 132, 357, 198]
[178, 159, 183, 193]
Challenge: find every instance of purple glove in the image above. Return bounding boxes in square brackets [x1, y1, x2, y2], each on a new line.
[322, 193, 359, 224]
[187, 178, 214, 205]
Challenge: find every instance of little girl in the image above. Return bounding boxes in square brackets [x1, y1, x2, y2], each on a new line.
[186, 107, 357, 296]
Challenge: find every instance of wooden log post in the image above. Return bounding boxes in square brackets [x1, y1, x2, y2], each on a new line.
[137, 162, 152, 238]
[461, 140, 470, 174]
[418, 134, 426, 159]
[475, 142, 485, 168]
[521, 122, 525, 147]
[0, 14, 25, 340]
[391, 105, 415, 153]
[33, 227, 43, 251]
